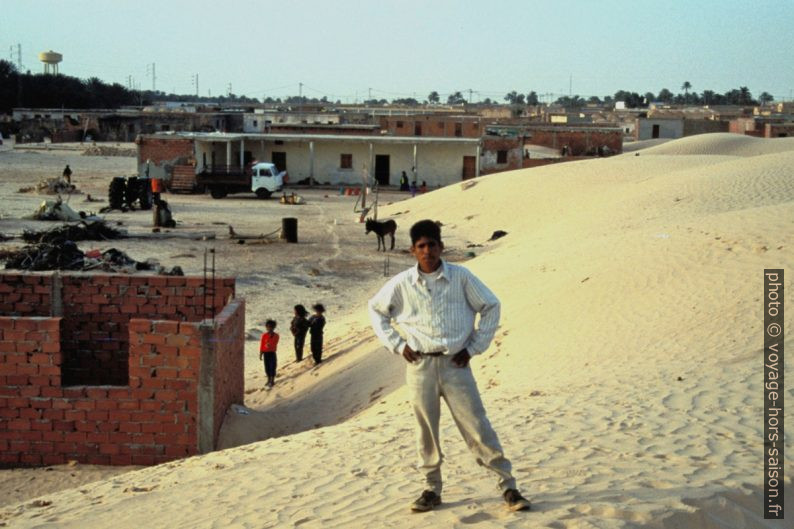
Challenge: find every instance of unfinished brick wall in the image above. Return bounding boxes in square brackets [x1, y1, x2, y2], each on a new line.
[136, 137, 195, 166]
[0, 272, 244, 467]
[525, 128, 623, 156]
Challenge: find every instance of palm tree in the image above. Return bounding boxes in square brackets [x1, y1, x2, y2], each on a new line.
[681, 81, 692, 104]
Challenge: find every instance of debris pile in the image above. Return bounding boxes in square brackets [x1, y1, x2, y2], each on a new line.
[21, 221, 124, 244]
[3, 243, 183, 275]
[24, 199, 98, 221]
[3, 221, 181, 275]
[18, 178, 78, 195]
[82, 145, 137, 157]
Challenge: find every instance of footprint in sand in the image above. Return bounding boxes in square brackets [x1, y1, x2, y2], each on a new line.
[459, 512, 494, 523]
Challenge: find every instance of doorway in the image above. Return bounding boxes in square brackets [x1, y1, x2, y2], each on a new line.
[375, 155, 390, 185]
[651, 124, 660, 139]
[272, 152, 287, 172]
[462, 156, 476, 179]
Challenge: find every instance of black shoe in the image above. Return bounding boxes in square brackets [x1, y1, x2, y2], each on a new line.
[503, 489, 531, 511]
[411, 490, 441, 512]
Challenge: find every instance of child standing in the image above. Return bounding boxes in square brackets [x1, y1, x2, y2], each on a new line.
[290, 304, 310, 362]
[308, 304, 326, 365]
[259, 319, 280, 388]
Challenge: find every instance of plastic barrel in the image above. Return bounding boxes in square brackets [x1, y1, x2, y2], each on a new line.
[281, 217, 298, 243]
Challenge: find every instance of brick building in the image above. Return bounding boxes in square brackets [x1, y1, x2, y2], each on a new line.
[0, 272, 244, 467]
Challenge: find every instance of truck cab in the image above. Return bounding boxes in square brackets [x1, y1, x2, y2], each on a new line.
[251, 162, 285, 199]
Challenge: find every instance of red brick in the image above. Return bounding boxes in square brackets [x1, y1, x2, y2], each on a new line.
[53, 420, 76, 431]
[8, 419, 31, 430]
[129, 320, 152, 333]
[41, 409, 63, 420]
[95, 400, 117, 410]
[86, 432, 109, 444]
[108, 454, 132, 465]
[20, 454, 43, 465]
[119, 422, 141, 433]
[86, 388, 108, 399]
[64, 432, 86, 443]
[53, 399, 73, 410]
[40, 454, 65, 465]
[19, 386, 41, 397]
[20, 407, 41, 419]
[31, 421, 52, 431]
[63, 410, 85, 421]
[85, 454, 111, 465]
[74, 400, 95, 410]
[131, 454, 155, 465]
[42, 430, 64, 442]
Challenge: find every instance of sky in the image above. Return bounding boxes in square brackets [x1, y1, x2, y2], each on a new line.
[2, 0, 793, 103]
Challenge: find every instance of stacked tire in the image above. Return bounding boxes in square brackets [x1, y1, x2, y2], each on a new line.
[107, 177, 153, 210]
[108, 177, 126, 210]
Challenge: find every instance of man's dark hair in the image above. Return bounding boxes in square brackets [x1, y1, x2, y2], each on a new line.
[294, 304, 308, 317]
[410, 219, 441, 245]
[265, 319, 277, 328]
[312, 303, 325, 313]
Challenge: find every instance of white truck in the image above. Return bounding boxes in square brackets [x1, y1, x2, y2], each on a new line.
[197, 162, 285, 199]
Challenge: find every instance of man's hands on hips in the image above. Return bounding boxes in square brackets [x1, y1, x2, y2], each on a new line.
[402, 346, 470, 367]
[402, 345, 420, 363]
[452, 349, 470, 367]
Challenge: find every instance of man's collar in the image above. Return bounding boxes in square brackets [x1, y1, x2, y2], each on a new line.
[410, 260, 448, 284]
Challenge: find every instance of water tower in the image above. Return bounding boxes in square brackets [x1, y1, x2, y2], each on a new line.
[39, 50, 62, 74]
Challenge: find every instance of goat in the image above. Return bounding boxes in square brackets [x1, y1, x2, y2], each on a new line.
[365, 218, 397, 251]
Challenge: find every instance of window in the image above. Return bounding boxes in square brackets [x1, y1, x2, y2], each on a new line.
[396, 121, 404, 128]
[253, 120, 258, 128]
[340, 154, 353, 169]
[497, 150, 508, 164]
[454, 123, 462, 137]
[161, 125, 170, 131]
[414, 123, 422, 136]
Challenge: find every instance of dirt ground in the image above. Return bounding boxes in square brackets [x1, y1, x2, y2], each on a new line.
[0, 142, 425, 505]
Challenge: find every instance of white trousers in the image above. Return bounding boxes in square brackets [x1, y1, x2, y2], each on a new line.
[406, 355, 516, 495]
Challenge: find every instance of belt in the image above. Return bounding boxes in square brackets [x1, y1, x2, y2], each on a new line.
[418, 351, 445, 357]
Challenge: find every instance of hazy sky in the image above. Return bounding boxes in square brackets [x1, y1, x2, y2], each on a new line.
[3, 0, 793, 103]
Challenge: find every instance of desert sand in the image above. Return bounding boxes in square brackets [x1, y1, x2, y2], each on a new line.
[1, 133, 792, 528]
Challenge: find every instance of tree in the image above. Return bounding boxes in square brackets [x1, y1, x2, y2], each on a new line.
[554, 95, 585, 108]
[504, 91, 520, 104]
[587, 95, 602, 105]
[644, 92, 655, 104]
[657, 88, 674, 103]
[526, 91, 539, 105]
[447, 91, 466, 104]
[427, 91, 440, 104]
[759, 91, 774, 105]
[681, 81, 692, 103]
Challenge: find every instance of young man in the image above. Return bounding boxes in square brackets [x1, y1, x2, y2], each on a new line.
[368, 219, 531, 513]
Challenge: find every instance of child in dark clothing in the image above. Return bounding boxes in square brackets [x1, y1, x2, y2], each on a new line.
[290, 304, 310, 362]
[259, 320, 279, 388]
[308, 303, 326, 365]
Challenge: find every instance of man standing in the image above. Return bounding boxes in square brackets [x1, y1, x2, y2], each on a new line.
[368, 219, 531, 513]
[62, 165, 72, 184]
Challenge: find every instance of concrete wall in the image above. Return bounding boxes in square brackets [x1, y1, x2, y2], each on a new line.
[481, 137, 522, 175]
[635, 119, 684, 140]
[0, 272, 243, 467]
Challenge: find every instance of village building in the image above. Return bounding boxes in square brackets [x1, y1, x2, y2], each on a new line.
[137, 132, 484, 191]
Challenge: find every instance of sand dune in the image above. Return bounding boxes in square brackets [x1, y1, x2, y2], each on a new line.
[2, 133, 792, 528]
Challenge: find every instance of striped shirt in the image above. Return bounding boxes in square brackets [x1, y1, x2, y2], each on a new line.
[368, 260, 500, 356]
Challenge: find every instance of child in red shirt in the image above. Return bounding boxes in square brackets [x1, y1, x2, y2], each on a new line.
[259, 320, 280, 388]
